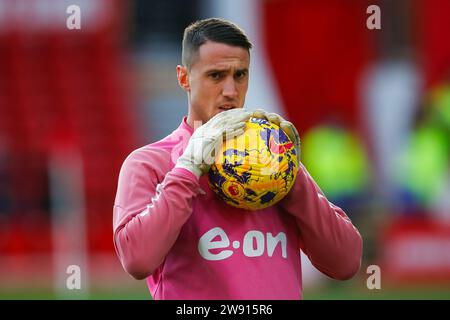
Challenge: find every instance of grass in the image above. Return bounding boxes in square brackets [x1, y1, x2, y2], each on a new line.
[2, 287, 450, 300]
[303, 280, 450, 300]
[1, 277, 450, 300]
[304, 286, 450, 300]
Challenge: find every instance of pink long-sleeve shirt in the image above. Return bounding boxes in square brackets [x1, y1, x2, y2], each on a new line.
[113, 117, 362, 300]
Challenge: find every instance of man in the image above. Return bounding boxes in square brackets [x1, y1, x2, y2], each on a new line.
[113, 18, 362, 299]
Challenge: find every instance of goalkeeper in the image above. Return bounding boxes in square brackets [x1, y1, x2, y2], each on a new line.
[113, 18, 362, 299]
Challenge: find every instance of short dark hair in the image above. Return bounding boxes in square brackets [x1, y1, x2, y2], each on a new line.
[182, 18, 252, 70]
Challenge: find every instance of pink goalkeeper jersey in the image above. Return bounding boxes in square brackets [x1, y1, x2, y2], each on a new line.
[113, 117, 362, 300]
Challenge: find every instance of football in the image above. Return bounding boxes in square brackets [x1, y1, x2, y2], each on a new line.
[208, 117, 299, 210]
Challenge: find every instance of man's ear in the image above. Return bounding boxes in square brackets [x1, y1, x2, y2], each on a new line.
[176, 65, 190, 92]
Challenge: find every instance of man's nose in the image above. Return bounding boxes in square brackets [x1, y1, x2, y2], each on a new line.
[222, 77, 238, 99]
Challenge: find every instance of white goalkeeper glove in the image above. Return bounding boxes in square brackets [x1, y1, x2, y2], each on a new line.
[176, 108, 251, 178]
[251, 109, 301, 163]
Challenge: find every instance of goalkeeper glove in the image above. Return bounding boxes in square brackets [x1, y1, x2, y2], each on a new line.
[176, 108, 251, 178]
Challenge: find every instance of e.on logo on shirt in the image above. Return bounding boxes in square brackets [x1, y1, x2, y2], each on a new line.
[198, 227, 287, 261]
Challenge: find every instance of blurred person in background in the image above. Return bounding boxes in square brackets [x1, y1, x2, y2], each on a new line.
[301, 122, 371, 218]
[113, 18, 362, 299]
[0, 137, 11, 220]
[394, 78, 450, 219]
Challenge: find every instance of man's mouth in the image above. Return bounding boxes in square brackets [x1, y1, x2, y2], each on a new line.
[218, 105, 236, 110]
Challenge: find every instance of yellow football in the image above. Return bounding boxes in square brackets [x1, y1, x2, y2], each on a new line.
[208, 117, 299, 210]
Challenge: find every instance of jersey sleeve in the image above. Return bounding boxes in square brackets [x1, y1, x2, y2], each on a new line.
[113, 148, 202, 280]
[280, 163, 363, 280]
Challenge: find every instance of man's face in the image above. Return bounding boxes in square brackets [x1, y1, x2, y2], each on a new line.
[177, 41, 250, 125]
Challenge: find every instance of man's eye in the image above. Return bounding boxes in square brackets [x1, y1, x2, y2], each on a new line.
[235, 71, 247, 79]
[210, 73, 221, 79]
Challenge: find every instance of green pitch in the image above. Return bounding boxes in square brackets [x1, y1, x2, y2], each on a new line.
[2, 283, 450, 300]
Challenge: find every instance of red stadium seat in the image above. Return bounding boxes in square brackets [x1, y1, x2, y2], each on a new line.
[2, 22, 139, 255]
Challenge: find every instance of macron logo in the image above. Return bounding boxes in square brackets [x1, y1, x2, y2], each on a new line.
[198, 227, 287, 261]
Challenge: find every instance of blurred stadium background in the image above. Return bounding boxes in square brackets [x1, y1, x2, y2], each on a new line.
[1, 0, 450, 299]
